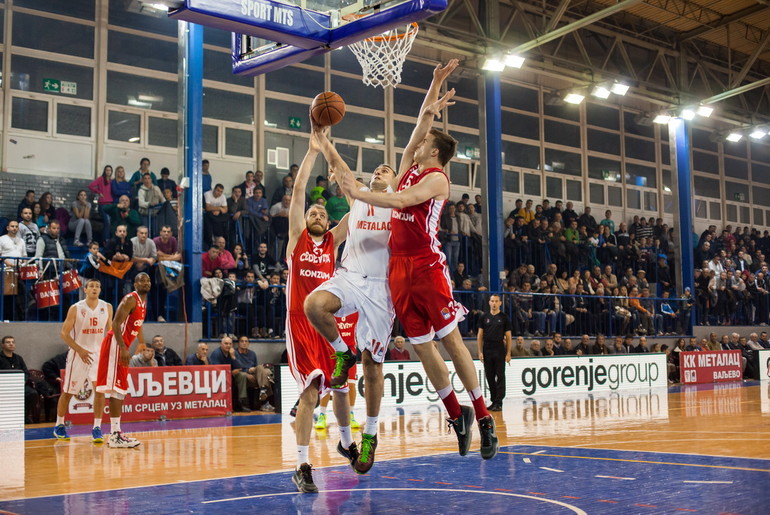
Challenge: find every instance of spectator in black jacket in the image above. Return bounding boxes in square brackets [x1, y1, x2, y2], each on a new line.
[151, 335, 182, 367]
[42, 351, 68, 394]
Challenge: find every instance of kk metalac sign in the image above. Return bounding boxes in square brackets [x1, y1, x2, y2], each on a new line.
[680, 350, 743, 384]
[63, 366, 232, 425]
[276, 354, 667, 412]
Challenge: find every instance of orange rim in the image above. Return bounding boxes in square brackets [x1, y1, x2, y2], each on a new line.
[342, 14, 418, 42]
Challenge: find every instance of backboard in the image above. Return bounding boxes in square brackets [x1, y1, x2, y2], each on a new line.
[168, 0, 447, 76]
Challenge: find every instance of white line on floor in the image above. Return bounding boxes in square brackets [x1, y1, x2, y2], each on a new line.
[595, 475, 636, 480]
[539, 467, 564, 473]
[682, 480, 733, 484]
[523, 458, 532, 463]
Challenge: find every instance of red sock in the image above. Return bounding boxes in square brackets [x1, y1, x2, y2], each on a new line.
[471, 396, 490, 420]
[468, 387, 489, 420]
[439, 390, 462, 420]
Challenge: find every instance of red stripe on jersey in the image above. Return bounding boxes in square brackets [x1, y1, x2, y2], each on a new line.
[390, 165, 448, 257]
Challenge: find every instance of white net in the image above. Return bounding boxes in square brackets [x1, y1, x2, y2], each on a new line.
[348, 22, 418, 88]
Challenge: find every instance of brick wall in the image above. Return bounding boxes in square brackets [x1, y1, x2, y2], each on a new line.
[0, 172, 92, 219]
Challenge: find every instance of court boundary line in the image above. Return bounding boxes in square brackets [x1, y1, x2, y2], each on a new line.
[509, 443, 770, 463]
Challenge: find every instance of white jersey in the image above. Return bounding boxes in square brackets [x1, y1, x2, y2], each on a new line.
[341, 188, 392, 279]
[71, 299, 111, 353]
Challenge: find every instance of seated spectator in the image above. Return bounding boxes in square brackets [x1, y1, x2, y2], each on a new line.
[131, 226, 157, 277]
[213, 236, 236, 271]
[111, 166, 132, 203]
[0, 336, 40, 424]
[237, 270, 259, 336]
[510, 336, 531, 357]
[68, 190, 95, 247]
[202, 246, 226, 278]
[0, 220, 25, 266]
[592, 334, 610, 355]
[529, 340, 543, 356]
[269, 195, 291, 256]
[137, 173, 164, 231]
[629, 286, 654, 335]
[632, 335, 650, 353]
[157, 167, 177, 199]
[246, 187, 270, 241]
[310, 175, 331, 204]
[203, 183, 229, 245]
[386, 336, 411, 361]
[326, 184, 349, 226]
[129, 157, 157, 192]
[271, 175, 294, 207]
[103, 195, 141, 238]
[38, 192, 57, 231]
[575, 334, 590, 355]
[237, 170, 258, 200]
[561, 339, 576, 355]
[34, 220, 70, 276]
[611, 336, 627, 354]
[42, 351, 68, 394]
[186, 342, 209, 366]
[129, 345, 157, 367]
[228, 186, 247, 229]
[18, 207, 40, 257]
[18, 190, 36, 219]
[151, 335, 182, 367]
[232, 336, 261, 412]
[232, 243, 250, 278]
[154, 225, 182, 262]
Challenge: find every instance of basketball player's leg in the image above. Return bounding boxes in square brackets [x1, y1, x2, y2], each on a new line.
[305, 281, 356, 387]
[354, 350, 382, 473]
[293, 378, 320, 493]
[315, 391, 330, 429]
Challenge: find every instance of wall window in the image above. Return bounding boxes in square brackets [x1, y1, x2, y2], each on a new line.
[225, 128, 253, 158]
[544, 119, 580, 147]
[203, 124, 218, 154]
[362, 148, 384, 174]
[331, 74, 384, 111]
[608, 186, 623, 207]
[331, 112, 384, 144]
[693, 176, 720, 198]
[13, 56, 94, 100]
[393, 88, 426, 116]
[448, 100, 478, 130]
[17, 0, 95, 19]
[109, 2, 177, 37]
[725, 181, 749, 204]
[524, 173, 541, 197]
[11, 97, 47, 132]
[624, 136, 655, 161]
[692, 127, 717, 152]
[545, 176, 562, 199]
[588, 156, 620, 181]
[394, 120, 413, 148]
[589, 183, 605, 205]
[544, 102, 579, 122]
[14, 13, 94, 58]
[753, 163, 770, 185]
[204, 88, 254, 125]
[692, 151, 718, 174]
[501, 112, 538, 140]
[57, 104, 91, 137]
[107, 71, 177, 112]
[623, 111, 654, 138]
[724, 157, 748, 180]
[266, 66, 324, 98]
[107, 111, 140, 143]
[566, 179, 582, 202]
[587, 129, 620, 154]
[108, 31, 176, 73]
[148, 116, 177, 148]
[544, 148, 581, 176]
[503, 170, 520, 193]
[265, 98, 307, 131]
[587, 103, 619, 130]
[450, 161, 470, 187]
[503, 141, 540, 169]
[501, 83, 539, 113]
[625, 163, 656, 188]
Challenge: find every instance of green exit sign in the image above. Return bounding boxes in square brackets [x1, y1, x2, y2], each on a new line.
[288, 116, 302, 129]
[43, 78, 60, 93]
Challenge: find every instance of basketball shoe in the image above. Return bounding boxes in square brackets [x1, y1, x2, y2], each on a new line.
[108, 431, 140, 448]
[53, 425, 70, 440]
[314, 413, 327, 430]
[478, 415, 499, 460]
[292, 463, 318, 493]
[330, 350, 356, 388]
[336, 441, 359, 470]
[354, 433, 377, 474]
[349, 411, 360, 429]
[92, 426, 104, 443]
[447, 405, 474, 456]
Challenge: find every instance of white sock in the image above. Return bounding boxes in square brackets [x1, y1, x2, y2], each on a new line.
[364, 416, 378, 436]
[330, 336, 348, 353]
[56, 416, 65, 426]
[468, 386, 482, 401]
[110, 417, 121, 434]
[297, 445, 309, 467]
[437, 385, 453, 399]
[339, 425, 353, 448]
[93, 418, 101, 430]
[319, 404, 327, 415]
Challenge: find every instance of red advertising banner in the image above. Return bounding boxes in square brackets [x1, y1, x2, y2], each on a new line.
[680, 350, 742, 384]
[63, 365, 232, 425]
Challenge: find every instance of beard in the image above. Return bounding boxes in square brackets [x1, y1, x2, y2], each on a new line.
[307, 222, 327, 237]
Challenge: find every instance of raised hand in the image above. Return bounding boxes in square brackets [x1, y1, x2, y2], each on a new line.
[424, 88, 456, 119]
[433, 59, 459, 84]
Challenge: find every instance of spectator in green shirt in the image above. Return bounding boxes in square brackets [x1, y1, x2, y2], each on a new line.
[325, 184, 350, 226]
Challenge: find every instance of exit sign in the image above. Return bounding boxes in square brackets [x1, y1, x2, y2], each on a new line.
[288, 116, 302, 129]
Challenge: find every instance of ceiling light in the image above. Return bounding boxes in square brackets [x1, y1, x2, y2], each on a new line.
[611, 82, 630, 96]
[563, 92, 585, 105]
[653, 113, 671, 124]
[128, 137, 140, 143]
[590, 84, 611, 99]
[504, 54, 525, 68]
[750, 128, 767, 140]
[726, 132, 743, 143]
[481, 57, 505, 72]
[697, 105, 713, 118]
[150, 3, 170, 10]
[680, 108, 696, 121]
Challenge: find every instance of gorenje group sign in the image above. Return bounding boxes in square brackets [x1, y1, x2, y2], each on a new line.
[276, 354, 667, 412]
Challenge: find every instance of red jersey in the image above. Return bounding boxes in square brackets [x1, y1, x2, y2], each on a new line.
[389, 165, 448, 257]
[287, 228, 335, 313]
[118, 291, 146, 347]
[335, 312, 359, 351]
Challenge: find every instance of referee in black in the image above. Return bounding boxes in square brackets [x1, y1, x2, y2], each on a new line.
[476, 294, 512, 412]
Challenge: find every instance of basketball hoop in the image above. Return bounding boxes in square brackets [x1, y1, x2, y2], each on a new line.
[348, 22, 418, 88]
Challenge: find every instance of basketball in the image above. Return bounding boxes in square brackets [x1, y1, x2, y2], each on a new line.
[311, 91, 346, 126]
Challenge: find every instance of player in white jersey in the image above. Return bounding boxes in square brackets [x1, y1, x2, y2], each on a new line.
[305, 128, 396, 474]
[53, 278, 113, 442]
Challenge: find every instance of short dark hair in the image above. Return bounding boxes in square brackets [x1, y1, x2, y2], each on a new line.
[429, 128, 457, 166]
[140, 157, 150, 165]
[316, 175, 327, 185]
[1, 336, 13, 345]
[26, 190, 35, 196]
[85, 278, 101, 286]
[215, 183, 224, 190]
[160, 167, 170, 175]
[202, 159, 210, 165]
[142, 172, 151, 178]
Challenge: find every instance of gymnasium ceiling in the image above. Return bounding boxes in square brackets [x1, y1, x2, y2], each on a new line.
[415, 0, 770, 126]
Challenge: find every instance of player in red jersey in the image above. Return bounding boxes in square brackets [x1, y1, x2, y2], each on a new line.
[95, 272, 150, 448]
[286, 129, 352, 493]
[341, 59, 498, 460]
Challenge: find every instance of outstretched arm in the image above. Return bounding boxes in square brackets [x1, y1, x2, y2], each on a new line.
[286, 137, 320, 257]
[397, 59, 459, 179]
[313, 128, 364, 202]
[343, 171, 448, 210]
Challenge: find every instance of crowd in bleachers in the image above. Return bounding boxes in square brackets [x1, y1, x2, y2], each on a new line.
[4, 157, 770, 340]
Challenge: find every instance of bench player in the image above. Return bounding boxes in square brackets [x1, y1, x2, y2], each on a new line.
[341, 59, 499, 460]
[53, 278, 113, 442]
[286, 131, 351, 493]
[305, 128, 398, 474]
[95, 272, 150, 448]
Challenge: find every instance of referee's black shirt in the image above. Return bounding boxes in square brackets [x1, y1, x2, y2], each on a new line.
[480, 312, 512, 355]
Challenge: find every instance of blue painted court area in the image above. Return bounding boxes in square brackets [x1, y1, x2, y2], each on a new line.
[3, 444, 769, 514]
